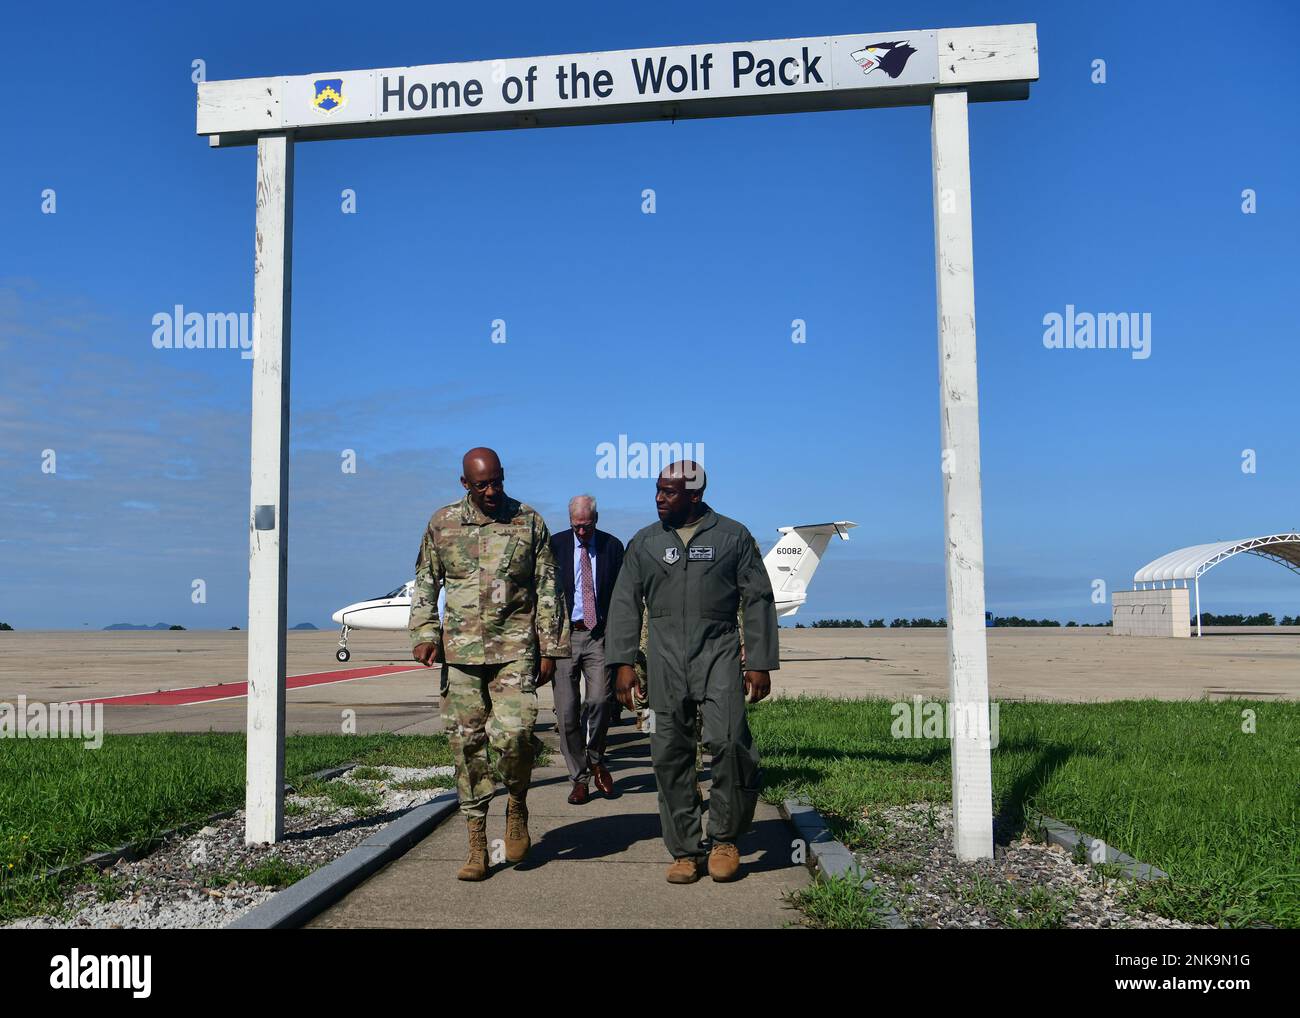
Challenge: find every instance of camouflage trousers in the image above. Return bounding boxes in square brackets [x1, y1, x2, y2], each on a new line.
[440, 659, 540, 820]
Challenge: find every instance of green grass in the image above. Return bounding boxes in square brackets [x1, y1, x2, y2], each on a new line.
[348, 766, 393, 781]
[208, 856, 314, 890]
[393, 776, 448, 791]
[943, 871, 1076, 929]
[787, 870, 895, 929]
[0, 731, 450, 921]
[295, 780, 382, 813]
[751, 697, 1299, 928]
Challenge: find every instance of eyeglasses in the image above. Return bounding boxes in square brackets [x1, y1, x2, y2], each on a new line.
[468, 477, 503, 494]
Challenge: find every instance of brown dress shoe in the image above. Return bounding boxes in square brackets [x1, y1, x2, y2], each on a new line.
[567, 780, 590, 805]
[708, 842, 741, 882]
[592, 762, 614, 795]
[666, 857, 704, 884]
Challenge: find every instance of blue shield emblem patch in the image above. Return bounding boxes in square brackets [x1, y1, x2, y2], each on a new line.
[313, 79, 347, 115]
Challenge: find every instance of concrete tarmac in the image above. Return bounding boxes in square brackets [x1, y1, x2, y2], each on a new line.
[0, 628, 1294, 739]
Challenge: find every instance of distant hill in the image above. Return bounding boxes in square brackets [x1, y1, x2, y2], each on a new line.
[104, 622, 323, 631]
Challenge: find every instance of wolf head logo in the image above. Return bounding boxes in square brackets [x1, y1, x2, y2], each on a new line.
[849, 41, 917, 80]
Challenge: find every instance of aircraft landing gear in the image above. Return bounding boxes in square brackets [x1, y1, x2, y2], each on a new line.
[336, 625, 351, 663]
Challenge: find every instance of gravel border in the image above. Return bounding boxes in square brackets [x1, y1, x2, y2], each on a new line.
[777, 798, 1201, 929]
[779, 798, 907, 929]
[848, 802, 1205, 929]
[39, 764, 357, 882]
[1027, 810, 1169, 881]
[226, 790, 458, 929]
[6, 765, 456, 929]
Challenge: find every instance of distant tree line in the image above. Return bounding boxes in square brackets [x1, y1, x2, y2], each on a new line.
[792, 612, 1300, 629]
[0, 622, 12, 631]
[800, 618, 949, 628]
[793, 616, 1117, 629]
[1195, 612, 1298, 626]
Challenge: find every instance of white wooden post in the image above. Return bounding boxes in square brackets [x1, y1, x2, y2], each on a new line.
[245, 132, 294, 844]
[930, 89, 994, 860]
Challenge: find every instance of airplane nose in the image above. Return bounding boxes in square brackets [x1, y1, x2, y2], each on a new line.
[331, 608, 346, 624]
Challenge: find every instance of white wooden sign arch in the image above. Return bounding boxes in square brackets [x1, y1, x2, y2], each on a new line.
[197, 23, 1039, 860]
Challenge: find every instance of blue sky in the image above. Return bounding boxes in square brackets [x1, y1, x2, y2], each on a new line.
[1, 0, 1297, 629]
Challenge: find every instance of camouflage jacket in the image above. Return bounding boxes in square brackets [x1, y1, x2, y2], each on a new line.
[409, 493, 570, 665]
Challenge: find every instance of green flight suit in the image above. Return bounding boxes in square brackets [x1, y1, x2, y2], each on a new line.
[606, 505, 779, 860]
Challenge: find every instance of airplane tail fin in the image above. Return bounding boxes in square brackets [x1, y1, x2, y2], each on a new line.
[763, 521, 857, 617]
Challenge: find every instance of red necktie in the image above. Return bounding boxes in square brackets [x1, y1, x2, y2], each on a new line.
[579, 540, 597, 629]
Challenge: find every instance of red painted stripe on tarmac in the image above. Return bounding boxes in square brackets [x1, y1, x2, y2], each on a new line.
[75, 664, 424, 706]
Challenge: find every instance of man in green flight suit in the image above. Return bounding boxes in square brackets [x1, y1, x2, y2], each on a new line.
[410, 447, 570, 881]
[606, 459, 779, 883]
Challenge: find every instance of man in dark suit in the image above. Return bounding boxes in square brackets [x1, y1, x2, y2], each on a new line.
[549, 494, 625, 804]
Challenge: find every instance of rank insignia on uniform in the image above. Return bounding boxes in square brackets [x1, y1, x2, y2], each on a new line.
[312, 78, 347, 114]
[688, 546, 714, 561]
[663, 547, 680, 564]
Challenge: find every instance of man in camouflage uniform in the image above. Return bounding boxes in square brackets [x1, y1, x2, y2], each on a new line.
[410, 447, 569, 881]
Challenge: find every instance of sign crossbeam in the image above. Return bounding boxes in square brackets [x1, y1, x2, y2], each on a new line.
[211, 24, 1039, 860]
[198, 25, 1037, 146]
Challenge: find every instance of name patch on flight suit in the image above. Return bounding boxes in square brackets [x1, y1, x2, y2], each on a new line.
[688, 546, 714, 561]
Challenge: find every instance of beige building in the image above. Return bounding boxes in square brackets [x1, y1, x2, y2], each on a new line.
[1114, 533, 1300, 637]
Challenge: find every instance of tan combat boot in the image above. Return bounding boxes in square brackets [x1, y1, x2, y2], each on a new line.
[708, 842, 740, 882]
[457, 816, 489, 881]
[505, 794, 531, 863]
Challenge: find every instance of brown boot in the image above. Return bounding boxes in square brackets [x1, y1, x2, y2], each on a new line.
[505, 794, 530, 863]
[457, 816, 489, 881]
[666, 857, 703, 884]
[708, 841, 740, 882]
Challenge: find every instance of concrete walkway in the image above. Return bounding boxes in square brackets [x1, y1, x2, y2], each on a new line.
[307, 715, 809, 929]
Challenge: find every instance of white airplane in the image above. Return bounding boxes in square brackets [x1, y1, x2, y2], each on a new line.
[329, 520, 857, 661]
